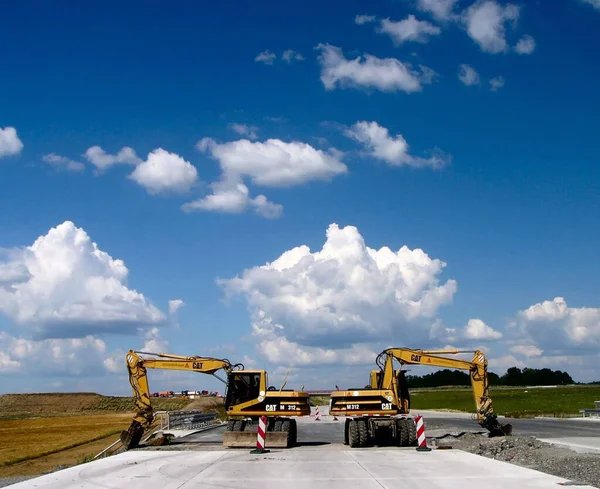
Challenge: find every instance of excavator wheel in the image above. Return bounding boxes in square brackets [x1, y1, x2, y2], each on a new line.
[348, 420, 360, 448]
[281, 419, 293, 448]
[344, 419, 351, 445]
[273, 419, 283, 432]
[357, 418, 368, 447]
[226, 420, 236, 431]
[396, 418, 409, 447]
[290, 419, 298, 446]
[406, 418, 418, 446]
[233, 420, 245, 431]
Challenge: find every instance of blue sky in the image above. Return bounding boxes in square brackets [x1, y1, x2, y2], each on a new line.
[1, 0, 599, 395]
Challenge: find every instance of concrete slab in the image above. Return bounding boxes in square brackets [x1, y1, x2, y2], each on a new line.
[538, 437, 600, 454]
[7, 448, 595, 488]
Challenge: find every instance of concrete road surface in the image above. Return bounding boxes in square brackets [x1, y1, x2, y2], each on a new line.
[7, 445, 595, 488]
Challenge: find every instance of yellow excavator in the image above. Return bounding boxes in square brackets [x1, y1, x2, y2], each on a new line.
[121, 349, 310, 449]
[329, 347, 513, 448]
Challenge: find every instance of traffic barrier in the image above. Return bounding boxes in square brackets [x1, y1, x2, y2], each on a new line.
[414, 415, 431, 452]
[250, 416, 270, 454]
[315, 406, 321, 421]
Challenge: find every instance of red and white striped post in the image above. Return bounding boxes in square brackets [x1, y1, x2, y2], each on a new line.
[314, 406, 321, 421]
[250, 416, 270, 454]
[414, 415, 431, 452]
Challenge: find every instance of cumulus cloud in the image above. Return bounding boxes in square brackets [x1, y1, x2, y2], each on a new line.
[282, 50, 305, 63]
[128, 148, 199, 195]
[344, 121, 450, 169]
[218, 223, 457, 363]
[84, 146, 141, 171]
[0, 331, 109, 376]
[416, 0, 459, 20]
[464, 0, 520, 53]
[141, 327, 169, 353]
[230, 123, 259, 140]
[168, 299, 184, 315]
[515, 35, 536, 54]
[195, 137, 347, 188]
[42, 153, 85, 172]
[509, 344, 543, 357]
[0, 221, 166, 339]
[181, 177, 283, 219]
[377, 15, 442, 45]
[355, 14, 376, 24]
[518, 297, 600, 350]
[489, 76, 505, 91]
[315, 43, 436, 94]
[464, 318, 503, 340]
[458, 64, 481, 86]
[0, 127, 24, 158]
[255, 50, 276, 65]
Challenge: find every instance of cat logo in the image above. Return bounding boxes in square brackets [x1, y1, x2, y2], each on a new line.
[410, 354, 422, 362]
[192, 362, 203, 369]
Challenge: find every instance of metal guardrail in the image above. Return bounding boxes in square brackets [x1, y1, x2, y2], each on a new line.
[161, 410, 217, 430]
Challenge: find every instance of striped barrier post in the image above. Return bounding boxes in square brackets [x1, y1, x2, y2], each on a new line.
[414, 415, 431, 452]
[315, 406, 321, 421]
[250, 416, 270, 454]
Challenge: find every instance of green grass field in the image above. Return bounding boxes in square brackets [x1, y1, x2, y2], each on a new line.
[409, 385, 600, 417]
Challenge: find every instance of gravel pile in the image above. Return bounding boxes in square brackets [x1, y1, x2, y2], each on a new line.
[431, 433, 600, 488]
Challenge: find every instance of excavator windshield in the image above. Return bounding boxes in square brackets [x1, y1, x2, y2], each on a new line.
[225, 371, 262, 409]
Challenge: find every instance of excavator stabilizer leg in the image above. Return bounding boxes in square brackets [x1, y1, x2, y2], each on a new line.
[120, 421, 144, 450]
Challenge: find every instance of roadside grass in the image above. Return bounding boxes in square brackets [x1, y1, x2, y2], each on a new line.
[410, 385, 600, 417]
[0, 413, 132, 467]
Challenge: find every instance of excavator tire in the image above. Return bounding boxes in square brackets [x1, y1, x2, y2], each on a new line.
[344, 419, 350, 445]
[348, 420, 360, 448]
[289, 419, 298, 446]
[357, 418, 368, 447]
[233, 420, 245, 431]
[226, 420, 236, 431]
[396, 418, 409, 447]
[406, 418, 418, 446]
[273, 419, 283, 432]
[281, 419, 293, 448]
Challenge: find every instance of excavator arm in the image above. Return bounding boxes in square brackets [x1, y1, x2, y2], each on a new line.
[121, 349, 243, 448]
[377, 348, 512, 437]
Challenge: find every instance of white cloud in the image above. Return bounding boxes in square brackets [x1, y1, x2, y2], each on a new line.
[416, 0, 459, 20]
[168, 299, 184, 315]
[42, 153, 85, 172]
[282, 49, 305, 63]
[464, 318, 503, 340]
[458, 64, 481, 86]
[582, 0, 600, 9]
[0, 221, 166, 339]
[141, 327, 168, 353]
[195, 137, 347, 188]
[315, 43, 436, 93]
[230, 123, 259, 140]
[219, 223, 457, 358]
[377, 15, 442, 45]
[464, 0, 520, 53]
[0, 127, 24, 158]
[0, 331, 109, 376]
[255, 50, 276, 65]
[509, 344, 543, 357]
[128, 148, 199, 195]
[181, 177, 283, 219]
[259, 337, 376, 367]
[518, 297, 600, 349]
[355, 14, 376, 25]
[489, 76, 505, 91]
[515, 34, 536, 54]
[344, 120, 450, 169]
[84, 146, 141, 171]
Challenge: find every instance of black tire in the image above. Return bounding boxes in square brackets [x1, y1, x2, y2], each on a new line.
[406, 418, 417, 446]
[357, 418, 368, 447]
[226, 420, 236, 432]
[396, 418, 409, 447]
[290, 419, 297, 447]
[348, 420, 360, 448]
[239, 420, 247, 432]
[344, 419, 350, 445]
[274, 419, 283, 432]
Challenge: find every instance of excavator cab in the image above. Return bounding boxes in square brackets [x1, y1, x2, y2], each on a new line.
[224, 371, 263, 409]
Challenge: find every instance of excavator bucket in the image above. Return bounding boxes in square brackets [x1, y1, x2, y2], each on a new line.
[490, 422, 513, 437]
[222, 431, 291, 448]
[120, 422, 144, 450]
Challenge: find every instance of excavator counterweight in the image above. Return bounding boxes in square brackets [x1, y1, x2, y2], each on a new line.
[330, 347, 513, 448]
[121, 350, 310, 450]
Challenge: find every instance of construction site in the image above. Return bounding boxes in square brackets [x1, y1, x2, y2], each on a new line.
[1, 348, 599, 488]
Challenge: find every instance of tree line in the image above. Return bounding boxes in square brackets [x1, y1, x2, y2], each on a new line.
[404, 366, 575, 388]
